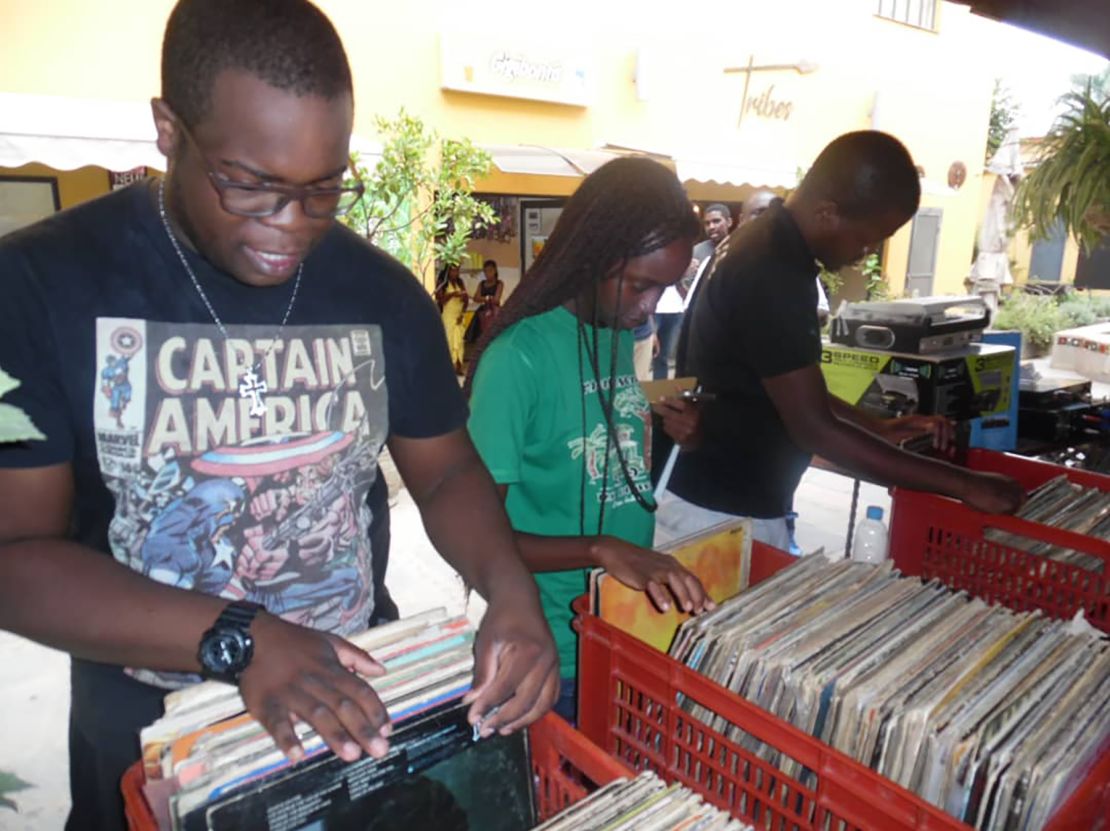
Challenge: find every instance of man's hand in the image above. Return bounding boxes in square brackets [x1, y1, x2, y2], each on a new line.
[239, 613, 389, 763]
[463, 594, 559, 738]
[594, 536, 713, 615]
[653, 397, 702, 449]
[879, 414, 956, 452]
[958, 471, 1026, 514]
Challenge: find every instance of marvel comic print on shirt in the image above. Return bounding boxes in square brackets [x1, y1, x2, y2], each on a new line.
[94, 318, 387, 688]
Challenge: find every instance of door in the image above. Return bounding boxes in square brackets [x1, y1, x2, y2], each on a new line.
[905, 208, 942, 297]
[1075, 236, 1110, 289]
[1028, 219, 1067, 283]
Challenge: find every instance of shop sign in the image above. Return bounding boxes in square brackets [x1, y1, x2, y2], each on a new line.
[108, 166, 147, 190]
[724, 56, 816, 126]
[440, 33, 594, 107]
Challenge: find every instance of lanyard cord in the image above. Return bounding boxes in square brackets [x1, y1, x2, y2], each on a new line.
[574, 276, 657, 518]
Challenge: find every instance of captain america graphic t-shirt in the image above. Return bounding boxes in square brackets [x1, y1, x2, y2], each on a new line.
[0, 181, 467, 692]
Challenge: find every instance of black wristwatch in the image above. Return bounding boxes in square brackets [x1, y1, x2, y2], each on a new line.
[197, 601, 265, 684]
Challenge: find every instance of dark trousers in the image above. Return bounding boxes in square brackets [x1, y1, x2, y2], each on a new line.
[66, 660, 166, 831]
[552, 676, 577, 726]
[652, 313, 683, 379]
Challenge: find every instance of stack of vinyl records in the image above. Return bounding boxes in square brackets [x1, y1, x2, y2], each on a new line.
[670, 557, 1110, 830]
[532, 772, 751, 831]
[984, 475, 1110, 571]
[139, 609, 536, 831]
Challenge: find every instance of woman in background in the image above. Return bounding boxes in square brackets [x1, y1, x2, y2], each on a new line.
[470, 259, 505, 343]
[435, 263, 469, 374]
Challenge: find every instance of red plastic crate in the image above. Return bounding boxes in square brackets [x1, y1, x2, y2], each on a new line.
[123, 712, 631, 829]
[574, 541, 1110, 831]
[890, 449, 1110, 631]
[529, 710, 634, 821]
[963, 448, 1110, 491]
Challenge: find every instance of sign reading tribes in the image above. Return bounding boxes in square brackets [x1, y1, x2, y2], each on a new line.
[724, 56, 817, 127]
[94, 318, 388, 688]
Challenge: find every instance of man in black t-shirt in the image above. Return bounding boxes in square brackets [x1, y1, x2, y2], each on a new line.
[0, 3, 557, 829]
[655, 131, 1024, 549]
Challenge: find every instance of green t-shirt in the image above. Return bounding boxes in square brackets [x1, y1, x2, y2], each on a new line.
[468, 306, 654, 679]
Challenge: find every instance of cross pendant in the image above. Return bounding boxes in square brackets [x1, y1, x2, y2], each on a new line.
[239, 369, 268, 417]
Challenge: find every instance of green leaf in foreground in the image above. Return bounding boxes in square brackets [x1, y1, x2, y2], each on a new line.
[0, 368, 46, 443]
[0, 770, 33, 812]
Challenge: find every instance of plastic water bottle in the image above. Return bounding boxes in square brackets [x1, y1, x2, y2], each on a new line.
[851, 506, 889, 564]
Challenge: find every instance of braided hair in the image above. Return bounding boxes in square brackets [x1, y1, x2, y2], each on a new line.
[465, 157, 698, 392]
[466, 157, 697, 533]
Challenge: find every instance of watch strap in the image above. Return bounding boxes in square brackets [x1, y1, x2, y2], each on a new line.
[215, 600, 264, 630]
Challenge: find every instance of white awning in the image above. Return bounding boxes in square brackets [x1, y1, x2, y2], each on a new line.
[483, 144, 628, 177]
[0, 93, 164, 171]
[0, 92, 381, 173]
[675, 155, 799, 189]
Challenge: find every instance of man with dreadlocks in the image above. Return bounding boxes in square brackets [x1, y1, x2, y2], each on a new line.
[655, 131, 1025, 550]
[466, 158, 713, 722]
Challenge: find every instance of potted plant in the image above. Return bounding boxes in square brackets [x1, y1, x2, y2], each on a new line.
[991, 293, 1068, 357]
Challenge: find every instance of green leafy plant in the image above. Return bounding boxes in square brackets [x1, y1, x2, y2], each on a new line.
[861, 253, 889, 300]
[1014, 86, 1110, 253]
[818, 265, 842, 299]
[992, 293, 1069, 352]
[0, 770, 32, 812]
[1057, 292, 1110, 328]
[0, 367, 44, 444]
[986, 78, 1020, 163]
[1058, 296, 1099, 328]
[341, 110, 497, 280]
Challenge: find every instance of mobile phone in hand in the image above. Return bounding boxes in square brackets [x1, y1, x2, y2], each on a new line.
[680, 389, 717, 403]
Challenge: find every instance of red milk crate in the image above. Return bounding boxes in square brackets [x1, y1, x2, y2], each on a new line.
[574, 541, 1110, 831]
[122, 712, 632, 829]
[890, 448, 1110, 631]
[529, 709, 634, 821]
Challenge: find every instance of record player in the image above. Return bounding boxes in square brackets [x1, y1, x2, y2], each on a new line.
[830, 296, 990, 355]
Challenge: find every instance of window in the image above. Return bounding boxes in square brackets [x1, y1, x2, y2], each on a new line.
[0, 176, 60, 238]
[876, 0, 937, 30]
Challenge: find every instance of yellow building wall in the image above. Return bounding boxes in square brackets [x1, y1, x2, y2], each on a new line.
[0, 0, 999, 286]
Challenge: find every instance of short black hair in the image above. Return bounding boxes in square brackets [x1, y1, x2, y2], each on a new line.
[797, 131, 920, 220]
[161, 0, 353, 128]
[705, 203, 732, 220]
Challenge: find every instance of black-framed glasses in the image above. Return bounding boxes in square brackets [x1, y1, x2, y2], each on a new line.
[179, 120, 364, 219]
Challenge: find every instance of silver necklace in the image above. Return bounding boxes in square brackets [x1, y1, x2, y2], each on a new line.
[156, 179, 302, 417]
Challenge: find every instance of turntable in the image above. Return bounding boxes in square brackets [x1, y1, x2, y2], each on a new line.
[831, 296, 990, 355]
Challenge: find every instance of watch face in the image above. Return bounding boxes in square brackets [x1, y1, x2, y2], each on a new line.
[201, 629, 250, 674]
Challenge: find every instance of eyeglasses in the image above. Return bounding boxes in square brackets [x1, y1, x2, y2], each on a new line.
[179, 120, 364, 219]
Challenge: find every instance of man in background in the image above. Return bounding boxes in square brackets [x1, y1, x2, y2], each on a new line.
[655, 131, 1024, 549]
[652, 204, 732, 379]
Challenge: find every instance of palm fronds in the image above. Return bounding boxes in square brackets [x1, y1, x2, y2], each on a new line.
[1014, 89, 1110, 253]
